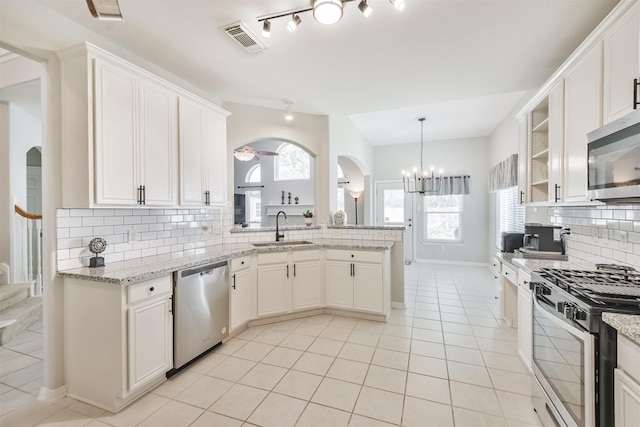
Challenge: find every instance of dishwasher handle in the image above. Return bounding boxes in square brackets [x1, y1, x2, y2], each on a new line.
[179, 261, 228, 278]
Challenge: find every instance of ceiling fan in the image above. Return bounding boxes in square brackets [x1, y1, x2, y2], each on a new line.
[233, 145, 278, 161]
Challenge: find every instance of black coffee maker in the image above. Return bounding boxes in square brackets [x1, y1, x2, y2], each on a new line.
[523, 223, 563, 252]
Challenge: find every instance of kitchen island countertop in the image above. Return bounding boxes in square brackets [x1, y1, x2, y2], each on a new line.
[58, 239, 394, 285]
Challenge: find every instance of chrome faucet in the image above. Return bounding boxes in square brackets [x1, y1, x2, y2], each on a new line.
[276, 210, 288, 242]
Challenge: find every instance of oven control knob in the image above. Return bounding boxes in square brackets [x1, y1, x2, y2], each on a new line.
[574, 309, 587, 321]
[535, 284, 551, 296]
[556, 301, 566, 313]
[564, 305, 576, 320]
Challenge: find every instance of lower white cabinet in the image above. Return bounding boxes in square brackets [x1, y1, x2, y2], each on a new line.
[517, 270, 533, 371]
[501, 263, 518, 327]
[230, 255, 252, 332]
[257, 250, 322, 317]
[615, 335, 640, 427]
[325, 249, 390, 315]
[64, 275, 173, 412]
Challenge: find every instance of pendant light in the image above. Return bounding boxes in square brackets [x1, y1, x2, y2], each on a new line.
[402, 117, 443, 195]
[313, 0, 344, 25]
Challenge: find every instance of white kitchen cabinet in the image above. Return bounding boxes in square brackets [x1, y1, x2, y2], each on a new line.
[527, 98, 550, 203]
[517, 270, 532, 371]
[64, 274, 173, 412]
[230, 255, 252, 332]
[128, 295, 172, 392]
[59, 42, 227, 208]
[563, 42, 603, 202]
[325, 249, 390, 315]
[615, 335, 640, 427]
[257, 250, 322, 317]
[491, 256, 502, 292]
[518, 116, 529, 204]
[603, 1, 640, 124]
[501, 262, 518, 327]
[179, 96, 228, 206]
[292, 251, 322, 311]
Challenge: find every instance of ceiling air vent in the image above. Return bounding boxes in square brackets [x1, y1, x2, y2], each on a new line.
[223, 21, 268, 54]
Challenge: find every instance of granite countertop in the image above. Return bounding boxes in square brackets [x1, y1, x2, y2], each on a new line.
[603, 313, 640, 345]
[230, 225, 321, 233]
[327, 225, 406, 230]
[58, 239, 394, 285]
[494, 251, 592, 273]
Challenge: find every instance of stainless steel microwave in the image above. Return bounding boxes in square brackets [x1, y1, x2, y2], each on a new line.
[587, 109, 640, 202]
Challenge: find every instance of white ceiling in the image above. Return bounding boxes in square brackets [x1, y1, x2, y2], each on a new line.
[0, 0, 619, 145]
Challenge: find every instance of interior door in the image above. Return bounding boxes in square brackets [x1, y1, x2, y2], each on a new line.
[376, 181, 414, 262]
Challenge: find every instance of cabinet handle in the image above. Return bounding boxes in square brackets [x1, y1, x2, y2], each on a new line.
[137, 185, 142, 204]
[520, 190, 524, 205]
[204, 191, 210, 206]
[287, 264, 289, 278]
[169, 295, 174, 314]
[634, 78, 640, 110]
[554, 184, 560, 203]
[149, 286, 154, 292]
[142, 185, 146, 205]
[294, 264, 296, 277]
[232, 274, 236, 289]
[350, 254, 354, 258]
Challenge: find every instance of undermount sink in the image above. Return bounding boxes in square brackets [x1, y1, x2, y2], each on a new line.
[252, 240, 315, 248]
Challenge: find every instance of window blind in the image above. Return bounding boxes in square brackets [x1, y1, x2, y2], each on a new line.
[496, 186, 524, 246]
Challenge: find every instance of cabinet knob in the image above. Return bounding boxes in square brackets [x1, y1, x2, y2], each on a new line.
[351, 254, 354, 258]
[149, 287, 155, 292]
[241, 261, 245, 265]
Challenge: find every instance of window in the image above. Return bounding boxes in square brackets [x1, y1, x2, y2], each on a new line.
[383, 189, 404, 224]
[275, 144, 311, 180]
[495, 186, 525, 247]
[246, 190, 261, 224]
[424, 195, 463, 242]
[246, 165, 261, 183]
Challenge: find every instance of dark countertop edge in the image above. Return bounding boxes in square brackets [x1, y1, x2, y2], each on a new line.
[602, 312, 640, 345]
[230, 225, 321, 233]
[57, 240, 394, 285]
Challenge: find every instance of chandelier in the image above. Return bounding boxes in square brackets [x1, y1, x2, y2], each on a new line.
[402, 117, 443, 194]
[259, 0, 405, 37]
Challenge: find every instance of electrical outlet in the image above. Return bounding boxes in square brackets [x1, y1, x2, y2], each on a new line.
[202, 225, 211, 235]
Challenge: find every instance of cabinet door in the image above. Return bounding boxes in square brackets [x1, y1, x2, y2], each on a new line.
[257, 263, 289, 317]
[292, 261, 321, 311]
[604, 2, 640, 124]
[353, 262, 383, 313]
[517, 284, 533, 371]
[230, 269, 251, 331]
[563, 43, 603, 202]
[179, 97, 206, 205]
[94, 58, 138, 205]
[203, 109, 227, 205]
[518, 116, 528, 204]
[548, 81, 564, 202]
[128, 297, 172, 392]
[139, 79, 178, 206]
[326, 261, 353, 309]
[615, 368, 640, 427]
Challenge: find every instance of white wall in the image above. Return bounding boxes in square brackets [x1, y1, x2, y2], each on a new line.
[374, 137, 490, 264]
[224, 102, 330, 224]
[9, 104, 41, 209]
[329, 116, 374, 222]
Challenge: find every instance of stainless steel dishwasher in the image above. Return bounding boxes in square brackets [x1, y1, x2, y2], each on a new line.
[172, 261, 229, 371]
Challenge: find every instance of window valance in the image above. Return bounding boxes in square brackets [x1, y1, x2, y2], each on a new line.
[423, 175, 471, 195]
[488, 154, 518, 192]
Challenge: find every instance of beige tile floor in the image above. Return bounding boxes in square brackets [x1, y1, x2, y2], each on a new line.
[0, 263, 543, 426]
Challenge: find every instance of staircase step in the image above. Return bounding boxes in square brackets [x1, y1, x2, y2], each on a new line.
[0, 283, 31, 312]
[0, 295, 42, 345]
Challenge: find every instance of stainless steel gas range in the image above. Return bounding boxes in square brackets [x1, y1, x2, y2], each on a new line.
[529, 264, 640, 427]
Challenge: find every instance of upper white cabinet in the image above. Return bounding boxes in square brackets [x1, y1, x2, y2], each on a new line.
[563, 43, 603, 202]
[548, 81, 565, 202]
[603, 1, 640, 124]
[94, 57, 178, 206]
[527, 98, 550, 203]
[179, 96, 227, 206]
[59, 43, 228, 208]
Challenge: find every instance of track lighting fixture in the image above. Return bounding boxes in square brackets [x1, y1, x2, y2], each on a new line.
[287, 14, 302, 32]
[262, 20, 271, 37]
[313, 0, 343, 25]
[258, 0, 403, 36]
[358, 0, 373, 18]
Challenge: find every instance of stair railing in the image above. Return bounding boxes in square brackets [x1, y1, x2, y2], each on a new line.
[13, 205, 42, 295]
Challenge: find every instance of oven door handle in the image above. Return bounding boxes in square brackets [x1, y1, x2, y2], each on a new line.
[533, 296, 588, 340]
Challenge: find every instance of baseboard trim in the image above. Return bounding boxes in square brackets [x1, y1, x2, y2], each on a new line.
[38, 384, 66, 403]
[416, 258, 490, 268]
[391, 302, 406, 309]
